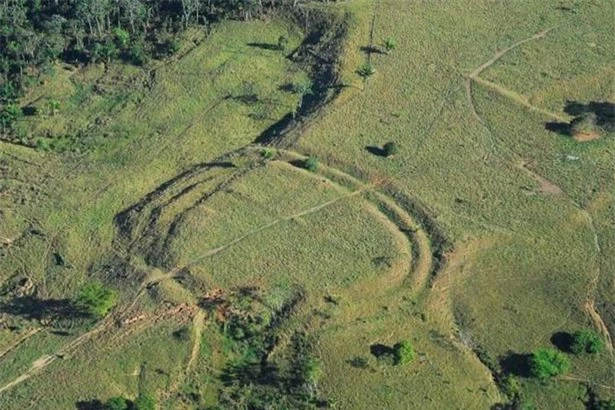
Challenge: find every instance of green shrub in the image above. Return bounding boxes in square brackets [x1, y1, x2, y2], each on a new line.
[393, 340, 415, 365]
[357, 62, 376, 79]
[129, 40, 147, 65]
[260, 148, 275, 159]
[529, 348, 570, 380]
[0, 103, 23, 127]
[499, 374, 521, 399]
[301, 356, 322, 383]
[383, 141, 399, 157]
[133, 393, 156, 410]
[105, 396, 129, 410]
[571, 329, 604, 354]
[383, 37, 397, 53]
[73, 281, 118, 318]
[303, 155, 319, 172]
[113, 27, 130, 48]
[595, 398, 615, 410]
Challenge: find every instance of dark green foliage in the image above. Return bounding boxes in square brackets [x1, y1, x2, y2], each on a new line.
[104, 396, 129, 410]
[571, 329, 605, 354]
[594, 399, 615, 410]
[528, 348, 570, 379]
[0, 103, 23, 129]
[383, 141, 399, 157]
[73, 281, 117, 319]
[304, 156, 319, 172]
[260, 148, 275, 159]
[393, 340, 415, 365]
[133, 393, 156, 410]
[0, 0, 309, 106]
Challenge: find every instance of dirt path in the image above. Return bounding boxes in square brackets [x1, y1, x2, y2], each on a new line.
[473, 77, 568, 122]
[0, 328, 42, 360]
[186, 310, 205, 373]
[465, 27, 557, 122]
[517, 160, 563, 195]
[0, 316, 113, 395]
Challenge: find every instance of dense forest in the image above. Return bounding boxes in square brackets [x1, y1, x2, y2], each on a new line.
[0, 0, 325, 133]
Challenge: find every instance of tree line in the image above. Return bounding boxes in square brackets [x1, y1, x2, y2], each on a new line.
[0, 0, 325, 107]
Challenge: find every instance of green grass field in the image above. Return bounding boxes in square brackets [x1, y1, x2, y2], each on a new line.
[0, 1, 613, 409]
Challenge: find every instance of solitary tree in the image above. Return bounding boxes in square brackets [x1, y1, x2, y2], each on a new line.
[383, 141, 399, 157]
[571, 329, 604, 354]
[133, 393, 156, 410]
[393, 340, 415, 365]
[570, 112, 599, 137]
[529, 348, 570, 380]
[383, 37, 397, 53]
[105, 396, 129, 410]
[304, 155, 319, 172]
[73, 281, 117, 318]
[357, 62, 376, 79]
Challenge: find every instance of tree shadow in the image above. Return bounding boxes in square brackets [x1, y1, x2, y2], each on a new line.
[278, 83, 295, 93]
[247, 42, 281, 51]
[370, 343, 395, 359]
[365, 145, 386, 157]
[499, 351, 532, 378]
[0, 296, 80, 321]
[221, 360, 281, 388]
[545, 100, 615, 136]
[75, 400, 104, 410]
[551, 331, 574, 353]
[360, 45, 385, 56]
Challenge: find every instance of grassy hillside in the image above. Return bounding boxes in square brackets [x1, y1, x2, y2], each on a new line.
[0, 1, 613, 409]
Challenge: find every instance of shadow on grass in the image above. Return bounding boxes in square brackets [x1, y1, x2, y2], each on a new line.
[360, 45, 385, 56]
[365, 145, 386, 157]
[0, 296, 80, 321]
[75, 400, 104, 410]
[545, 100, 615, 136]
[499, 351, 532, 378]
[370, 343, 394, 358]
[247, 42, 281, 51]
[551, 331, 574, 353]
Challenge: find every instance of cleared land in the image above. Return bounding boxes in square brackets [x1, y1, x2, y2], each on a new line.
[0, 1, 613, 409]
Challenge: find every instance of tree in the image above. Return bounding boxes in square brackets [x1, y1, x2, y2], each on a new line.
[571, 329, 604, 354]
[105, 396, 129, 410]
[383, 37, 396, 53]
[570, 112, 599, 137]
[133, 393, 156, 410]
[73, 281, 117, 318]
[303, 155, 319, 172]
[393, 340, 415, 365]
[383, 141, 398, 157]
[357, 62, 376, 79]
[529, 348, 570, 380]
